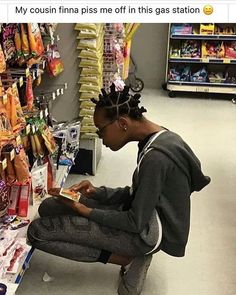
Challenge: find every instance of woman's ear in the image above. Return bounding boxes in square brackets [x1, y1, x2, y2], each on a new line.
[118, 116, 128, 131]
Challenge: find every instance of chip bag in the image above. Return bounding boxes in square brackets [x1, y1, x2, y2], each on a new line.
[46, 44, 64, 77]
[27, 23, 44, 57]
[0, 44, 6, 73]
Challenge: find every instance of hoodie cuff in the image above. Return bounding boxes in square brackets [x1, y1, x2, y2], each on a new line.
[91, 186, 107, 200]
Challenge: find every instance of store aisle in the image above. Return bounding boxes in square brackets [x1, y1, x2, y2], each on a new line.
[17, 89, 236, 295]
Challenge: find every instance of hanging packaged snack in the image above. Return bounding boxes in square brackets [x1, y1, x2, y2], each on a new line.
[20, 24, 30, 59]
[0, 44, 6, 73]
[13, 24, 24, 66]
[13, 145, 30, 184]
[1, 143, 17, 184]
[1, 24, 17, 62]
[46, 44, 64, 77]
[31, 131, 46, 158]
[0, 179, 9, 217]
[31, 162, 48, 205]
[0, 105, 14, 146]
[5, 87, 26, 134]
[38, 120, 57, 155]
[27, 23, 44, 57]
[25, 74, 34, 110]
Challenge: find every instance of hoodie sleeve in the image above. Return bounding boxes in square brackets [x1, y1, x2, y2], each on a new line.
[89, 151, 170, 232]
[90, 186, 131, 205]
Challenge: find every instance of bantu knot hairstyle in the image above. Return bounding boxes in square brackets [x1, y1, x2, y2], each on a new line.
[91, 83, 147, 120]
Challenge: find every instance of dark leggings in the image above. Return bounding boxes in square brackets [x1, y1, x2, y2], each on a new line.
[27, 197, 153, 264]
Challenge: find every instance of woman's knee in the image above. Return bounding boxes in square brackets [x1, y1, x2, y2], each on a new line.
[38, 197, 59, 217]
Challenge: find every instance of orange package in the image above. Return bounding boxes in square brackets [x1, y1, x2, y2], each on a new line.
[27, 23, 44, 57]
[20, 24, 30, 58]
[0, 44, 6, 73]
[14, 145, 30, 184]
[14, 25, 22, 58]
[5, 87, 26, 134]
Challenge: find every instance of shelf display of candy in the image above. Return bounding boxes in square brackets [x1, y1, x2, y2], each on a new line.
[201, 41, 225, 58]
[171, 24, 193, 35]
[168, 65, 191, 81]
[180, 40, 201, 58]
[190, 67, 208, 82]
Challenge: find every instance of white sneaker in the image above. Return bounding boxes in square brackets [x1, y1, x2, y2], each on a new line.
[117, 255, 153, 295]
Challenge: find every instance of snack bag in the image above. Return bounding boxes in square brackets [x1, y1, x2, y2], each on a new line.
[13, 145, 30, 184]
[46, 44, 64, 77]
[1, 24, 16, 61]
[0, 44, 6, 73]
[27, 23, 44, 57]
[0, 179, 9, 217]
[25, 74, 34, 110]
[14, 25, 22, 59]
[20, 24, 30, 58]
[5, 87, 26, 134]
[31, 162, 48, 205]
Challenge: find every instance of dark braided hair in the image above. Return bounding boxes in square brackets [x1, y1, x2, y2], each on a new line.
[91, 83, 147, 120]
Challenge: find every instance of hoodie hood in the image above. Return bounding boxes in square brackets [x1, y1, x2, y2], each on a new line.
[149, 131, 211, 193]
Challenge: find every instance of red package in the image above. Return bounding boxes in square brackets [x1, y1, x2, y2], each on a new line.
[8, 184, 20, 215]
[25, 74, 34, 110]
[46, 44, 64, 77]
[27, 23, 44, 57]
[18, 183, 31, 217]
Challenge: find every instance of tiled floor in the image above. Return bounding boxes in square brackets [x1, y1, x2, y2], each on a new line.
[17, 89, 236, 295]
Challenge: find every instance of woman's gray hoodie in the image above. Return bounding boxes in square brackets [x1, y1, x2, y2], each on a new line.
[89, 130, 211, 257]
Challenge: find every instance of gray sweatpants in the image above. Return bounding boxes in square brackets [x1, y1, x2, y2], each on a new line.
[27, 197, 153, 263]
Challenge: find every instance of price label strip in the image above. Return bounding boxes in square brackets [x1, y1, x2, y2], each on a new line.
[10, 149, 15, 161]
[1, 159, 7, 170]
[19, 76, 24, 87]
[26, 124, 31, 134]
[26, 68, 30, 77]
[16, 135, 22, 146]
[3, 94, 7, 105]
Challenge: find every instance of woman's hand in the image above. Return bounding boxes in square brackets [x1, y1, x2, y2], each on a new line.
[69, 180, 96, 198]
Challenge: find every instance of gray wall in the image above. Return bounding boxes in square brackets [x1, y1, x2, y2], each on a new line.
[131, 24, 168, 89]
[37, 24, 79, 122]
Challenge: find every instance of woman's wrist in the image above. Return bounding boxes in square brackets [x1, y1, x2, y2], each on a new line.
[74, 202, 92, 217]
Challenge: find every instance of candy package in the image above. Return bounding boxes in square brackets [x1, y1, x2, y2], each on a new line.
[31, 162, 48, 205]
[10, 216, 30, 230]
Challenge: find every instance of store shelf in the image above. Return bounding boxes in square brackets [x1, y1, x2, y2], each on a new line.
[168, 80, 236, 87]
[166, 23, 236, 98]
[169, 58, 236, 64]
[167, 82, 236, 95]
[170, 34, 236, 40]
